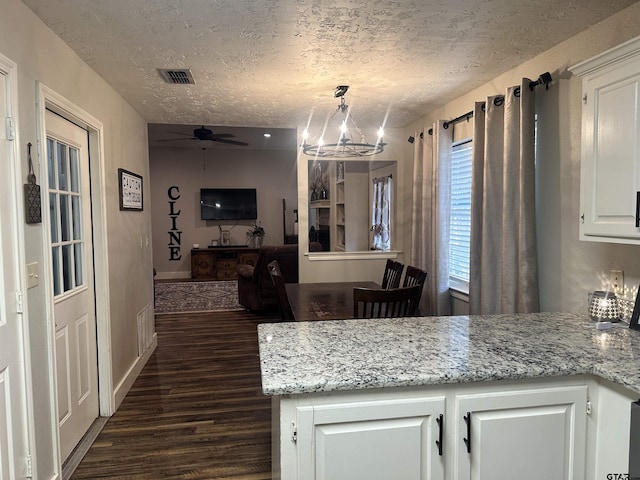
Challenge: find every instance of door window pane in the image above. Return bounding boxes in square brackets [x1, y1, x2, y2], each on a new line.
[47, 138, 56, 188]
[71, 196, 81, 240]
[62, 244, 72, 292]
[49, 192, 59, 243]
[57, 143, 68, 191]
[70, 148, 79, 193]
[74, 244, 83, 287]
[52, 246, 61, 296]
[60, 194, 70, 242]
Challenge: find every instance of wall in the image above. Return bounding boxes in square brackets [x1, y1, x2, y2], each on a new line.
[297, 126, 406, 283]
[403, 3, 640, 313]
[149, 146, 297, 278]
[2, 1, 153, 477]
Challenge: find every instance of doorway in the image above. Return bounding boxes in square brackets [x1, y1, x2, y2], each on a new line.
[37, 84, 113, 473]
[45, 110, 99, 461]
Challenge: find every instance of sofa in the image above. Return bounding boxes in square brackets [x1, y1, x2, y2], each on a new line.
[237, 243, 322, 312]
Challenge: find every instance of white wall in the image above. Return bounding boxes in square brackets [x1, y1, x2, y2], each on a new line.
[149, 146, 298, 278]
[2, 1, 153, 477]
[403, 3, 640, 313]
[297, 126, 407, 283]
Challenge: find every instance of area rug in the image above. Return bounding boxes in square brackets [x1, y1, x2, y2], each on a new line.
[154, 281, 243, 314]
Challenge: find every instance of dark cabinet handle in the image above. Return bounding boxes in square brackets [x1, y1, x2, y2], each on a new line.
[463, 412, 471, 454]
[636, 192, 640, 228]
[435, 414, 443, 456]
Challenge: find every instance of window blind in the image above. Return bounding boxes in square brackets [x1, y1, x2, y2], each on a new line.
[449, 139, 472, 288]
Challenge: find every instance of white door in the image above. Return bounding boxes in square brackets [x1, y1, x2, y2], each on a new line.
[45, 110, 99, 461]
[455, 386, 587, 480]
[297, 397, 446, 480]
[0, 64, 31, 479]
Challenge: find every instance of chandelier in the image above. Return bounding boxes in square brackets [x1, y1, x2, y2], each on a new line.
[302, 85, 386, 158]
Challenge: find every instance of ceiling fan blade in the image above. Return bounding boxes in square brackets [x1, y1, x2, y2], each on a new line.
[167, 131, 196, 137]
[208, 133, 235, 139]
[156, 137, 197, 142]
[212, 137, 249, 146]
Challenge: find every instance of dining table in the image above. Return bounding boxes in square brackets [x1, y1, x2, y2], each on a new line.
[285, 281, 380, 322]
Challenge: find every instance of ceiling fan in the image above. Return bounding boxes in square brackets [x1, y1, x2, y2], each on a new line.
[158, 126, 249, 146]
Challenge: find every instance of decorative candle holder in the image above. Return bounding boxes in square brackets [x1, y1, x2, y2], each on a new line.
[588, 290, 620, 322]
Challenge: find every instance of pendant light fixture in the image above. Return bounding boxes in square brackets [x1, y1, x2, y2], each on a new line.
[302, 86, 386, 158]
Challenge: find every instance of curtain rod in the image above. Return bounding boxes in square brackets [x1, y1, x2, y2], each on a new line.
[407, 72, 552, 141]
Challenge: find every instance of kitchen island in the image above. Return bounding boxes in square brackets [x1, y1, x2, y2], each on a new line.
[258, 312, 640, 480]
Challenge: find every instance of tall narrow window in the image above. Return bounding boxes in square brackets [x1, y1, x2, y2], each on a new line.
[371, 175, 392, 251]
[449, 139, 472, 291]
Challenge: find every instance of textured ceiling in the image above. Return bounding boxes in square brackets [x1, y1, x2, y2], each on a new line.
[22, 0, 637, 136]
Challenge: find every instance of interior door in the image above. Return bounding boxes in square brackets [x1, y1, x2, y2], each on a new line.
[45, 110, 99, 461]
[0, 64, 31, 479]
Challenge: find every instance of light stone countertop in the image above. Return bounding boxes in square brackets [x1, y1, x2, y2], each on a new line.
[257, 312, 640, 396]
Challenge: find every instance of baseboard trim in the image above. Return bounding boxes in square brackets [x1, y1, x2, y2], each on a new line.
[113, 334, 157, 410]
[61, 416, 109, 480]
[155, 271, 190, 280]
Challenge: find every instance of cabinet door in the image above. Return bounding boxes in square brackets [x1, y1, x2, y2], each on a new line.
[297, 397, 445, 480]
[579, 57, 640, 242]
[191, 250, 213, 278]
[455, 386, 587, 480]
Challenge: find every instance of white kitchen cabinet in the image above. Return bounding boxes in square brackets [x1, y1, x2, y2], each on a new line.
[571, 36, 640, 244]
[295, 396, 446, 480]
[454, 385, 587, 480]
[275, 381, 590, 480]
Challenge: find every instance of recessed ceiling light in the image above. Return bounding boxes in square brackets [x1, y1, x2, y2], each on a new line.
[263, 133, 271, 138]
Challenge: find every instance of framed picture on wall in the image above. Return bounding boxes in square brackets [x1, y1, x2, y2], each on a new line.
[118, 168, 143, 211]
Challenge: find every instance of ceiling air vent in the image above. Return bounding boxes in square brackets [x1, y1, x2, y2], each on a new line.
[158, 69, 195, 85]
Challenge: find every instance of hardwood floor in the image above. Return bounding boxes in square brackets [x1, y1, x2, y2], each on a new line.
[70, 309, 280, 479]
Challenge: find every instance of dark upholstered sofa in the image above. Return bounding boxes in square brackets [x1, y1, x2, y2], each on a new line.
[237, 243, 322, 312]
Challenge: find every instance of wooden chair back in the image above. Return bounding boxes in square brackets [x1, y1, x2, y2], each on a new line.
[267, 260, 295, 321]
[403, 265, 427, 293]
[353, 285, 422, 319]
[381, 259, 404, 289]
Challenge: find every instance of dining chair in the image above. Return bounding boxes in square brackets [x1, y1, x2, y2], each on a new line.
[267, 260, 295, 321]
[353, 285, 422, 319]
[403, 265, 427, 294]
[381, 259, 404, 289]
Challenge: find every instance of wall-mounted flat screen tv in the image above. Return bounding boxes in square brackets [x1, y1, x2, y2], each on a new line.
[200, 188, 257, 221]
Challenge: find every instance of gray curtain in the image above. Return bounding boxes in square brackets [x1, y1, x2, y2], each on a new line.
[411, 121, 452, 316]
[469, 79, 540, 314]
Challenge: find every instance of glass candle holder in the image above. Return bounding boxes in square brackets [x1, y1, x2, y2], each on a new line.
[589, 290, 620, 322]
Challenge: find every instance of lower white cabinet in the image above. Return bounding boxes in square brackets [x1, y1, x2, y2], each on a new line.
[296, 397, 446, 480]
[454, 386, 587, 480]
[276, 382, 589, 480]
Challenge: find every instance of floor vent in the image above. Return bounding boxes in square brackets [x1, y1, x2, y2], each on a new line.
[137, 303, 155, 356]
[157, 68, 196, 85]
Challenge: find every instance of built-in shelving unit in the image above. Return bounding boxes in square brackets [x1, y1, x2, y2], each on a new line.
[334, 162, 346, 251]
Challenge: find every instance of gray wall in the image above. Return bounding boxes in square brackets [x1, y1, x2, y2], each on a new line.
[149, 146, 298, 278]
[2, 0, 152, 476]
[404, 3, 640, 313]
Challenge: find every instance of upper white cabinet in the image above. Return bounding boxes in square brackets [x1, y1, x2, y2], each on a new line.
[571, 36, 640, 244]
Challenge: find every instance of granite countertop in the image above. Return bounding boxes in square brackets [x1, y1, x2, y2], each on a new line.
[257, 312, 640, 396]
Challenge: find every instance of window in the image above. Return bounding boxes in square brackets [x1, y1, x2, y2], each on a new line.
[449, 139, 472, 292]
